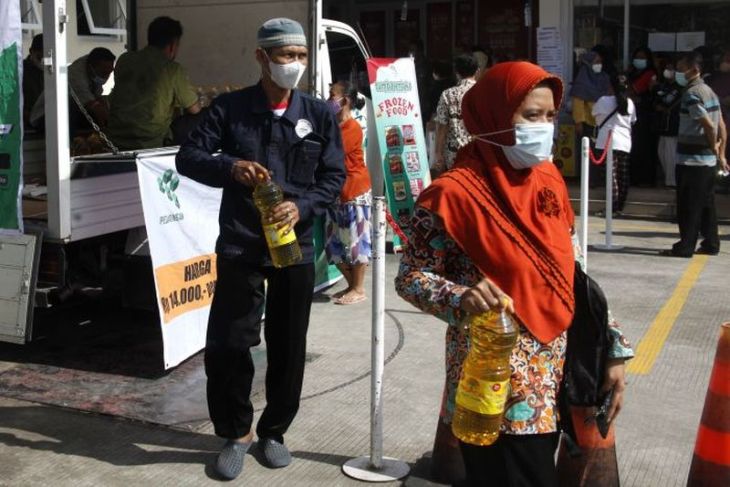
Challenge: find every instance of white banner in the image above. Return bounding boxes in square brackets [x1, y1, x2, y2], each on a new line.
[137, 152, 222, 369]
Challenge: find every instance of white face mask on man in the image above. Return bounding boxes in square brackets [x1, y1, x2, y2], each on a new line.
[473, 123, 555, 169]
[265, 51, 306, 90]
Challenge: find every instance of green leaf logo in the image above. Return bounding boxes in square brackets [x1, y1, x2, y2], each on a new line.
[158, 170, 181, 208]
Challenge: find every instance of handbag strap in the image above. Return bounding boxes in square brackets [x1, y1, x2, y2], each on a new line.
[597, 107, 619, 131]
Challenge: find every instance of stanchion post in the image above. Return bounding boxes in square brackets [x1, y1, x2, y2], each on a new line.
[593, 134, 623, 251]
[605, 143, 614, 247]
[371, 196, 385, 468]
[342, 197, 410, 483]
[580, 136, 590, 269]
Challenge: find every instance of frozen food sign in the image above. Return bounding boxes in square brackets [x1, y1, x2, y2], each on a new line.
[367, 58, 431, 244]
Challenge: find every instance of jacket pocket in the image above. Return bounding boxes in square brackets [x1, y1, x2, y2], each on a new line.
[289, 138, 322, 186]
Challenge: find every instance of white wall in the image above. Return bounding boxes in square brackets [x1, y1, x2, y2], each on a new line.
[136, 0, 311, 87]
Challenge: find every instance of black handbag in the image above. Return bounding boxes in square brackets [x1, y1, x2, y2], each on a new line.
[559, 261, 611, 452]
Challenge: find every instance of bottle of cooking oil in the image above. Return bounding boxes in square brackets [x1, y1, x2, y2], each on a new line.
[452, 308, 518, 446]
[253, 177, 302, 267]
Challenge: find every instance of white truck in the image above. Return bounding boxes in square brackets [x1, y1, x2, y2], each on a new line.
[0, 0, 372, 344]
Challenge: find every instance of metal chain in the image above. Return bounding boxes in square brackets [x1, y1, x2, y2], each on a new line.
[69, 86, 120, 155]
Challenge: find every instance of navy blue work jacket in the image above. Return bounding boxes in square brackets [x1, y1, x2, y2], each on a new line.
[176, 83, 345, 265]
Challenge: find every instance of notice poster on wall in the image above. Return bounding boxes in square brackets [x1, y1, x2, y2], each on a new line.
[367, 58, 432, 248]
[536, 27, 564, 82]
[0, 1, 22, 233]
[676, 32, 706, 52]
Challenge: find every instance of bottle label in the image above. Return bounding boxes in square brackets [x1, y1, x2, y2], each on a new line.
[455, 378, 511, 415]
[263, 223, 296, 248]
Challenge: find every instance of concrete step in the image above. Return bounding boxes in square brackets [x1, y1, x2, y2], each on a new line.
[567, 182, 730, 222]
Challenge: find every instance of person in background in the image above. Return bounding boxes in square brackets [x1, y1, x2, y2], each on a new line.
[395, 61, 632, 486]
[628, 46, 659, 186]
[693, 45, 716, 81]
[325, 81, 371, 305]
[471, 45, 492, 80]
[23, 34, 44, 129]
[571, 47, 610, 139]
[68, 48, 116, 135]
[709, 47, 730, 193]
[176, 18, 345, 480]
[661, 52, 728, 257]
[432, 53, 478, 174]
[29, 48, 117, 139]
[571, 46, 611, 187]
[409, 39, 432, 129]
[652, 60, 682, 187]
[593, 74, 636, 216]
[107, 16, 200, 150]
[424, 61, 455, 127]
[592, 44, 618, 78]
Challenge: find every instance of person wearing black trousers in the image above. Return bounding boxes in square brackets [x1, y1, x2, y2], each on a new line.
[662, 52, 728, 257]
[176, 18, 345, 480]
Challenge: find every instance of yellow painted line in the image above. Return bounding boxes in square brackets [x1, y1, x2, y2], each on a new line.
[627, 255, 709, 375]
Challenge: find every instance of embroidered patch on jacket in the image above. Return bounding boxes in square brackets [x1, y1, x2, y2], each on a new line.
[537, 187, 561, 217]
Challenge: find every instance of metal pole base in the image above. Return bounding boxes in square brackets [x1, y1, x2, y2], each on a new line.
[591, 244, 624, 251]
[342, 456, 411, 482]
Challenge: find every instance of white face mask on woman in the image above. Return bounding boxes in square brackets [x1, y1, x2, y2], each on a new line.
[473, 123, 555, 169]
[265, 52, 306, 90]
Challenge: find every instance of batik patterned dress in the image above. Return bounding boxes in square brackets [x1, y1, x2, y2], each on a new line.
[395, 206, 634, 434]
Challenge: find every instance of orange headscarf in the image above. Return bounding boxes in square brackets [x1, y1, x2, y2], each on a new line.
[417, 62, 575, 344]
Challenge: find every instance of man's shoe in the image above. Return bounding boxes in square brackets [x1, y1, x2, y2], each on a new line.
[695, 247, 720, 256]
[659, 249, 692, 258]
[215, 439, 252, 480]
[259, 437, 292, 468]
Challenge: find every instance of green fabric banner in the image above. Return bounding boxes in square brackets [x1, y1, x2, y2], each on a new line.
[0, 2, 23, 232]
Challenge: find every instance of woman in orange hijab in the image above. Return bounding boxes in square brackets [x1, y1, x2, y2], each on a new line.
[395, 62, 634, 485]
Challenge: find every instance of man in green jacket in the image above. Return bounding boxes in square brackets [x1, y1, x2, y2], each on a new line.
[107, 16, 200, 150]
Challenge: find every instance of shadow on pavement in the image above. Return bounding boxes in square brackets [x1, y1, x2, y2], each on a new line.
[605, 231, 677, 239]
[0, 405, 220, 467]
[589, 246, 664, 257]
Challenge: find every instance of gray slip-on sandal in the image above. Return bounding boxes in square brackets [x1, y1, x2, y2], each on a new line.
[259, 437, 292, 468]
[215, 439, 252, 480]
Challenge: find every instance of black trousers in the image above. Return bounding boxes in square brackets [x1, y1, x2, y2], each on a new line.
[457, 433, 560, 487]
[612, 150, 631, 212]
[205, 256, 315, 441]
[673, 164, 720, 256]
[630, 112, 659, 186]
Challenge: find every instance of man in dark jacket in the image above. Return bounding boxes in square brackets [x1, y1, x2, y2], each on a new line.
[176, 17, 345, 481]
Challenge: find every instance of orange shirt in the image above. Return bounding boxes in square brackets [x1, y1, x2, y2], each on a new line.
[339, 118, 371, 202]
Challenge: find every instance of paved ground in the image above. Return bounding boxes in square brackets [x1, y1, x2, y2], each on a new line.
[0, 216, 728, 486]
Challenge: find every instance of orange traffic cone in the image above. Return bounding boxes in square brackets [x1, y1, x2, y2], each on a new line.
[687, 322, 730, 486]
[430, 417, 465, 485]
[556, 406, 620, 487]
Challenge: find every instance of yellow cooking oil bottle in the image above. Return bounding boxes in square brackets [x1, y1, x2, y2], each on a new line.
[452, 307, 519, 446]
[253, 176, 302, 267]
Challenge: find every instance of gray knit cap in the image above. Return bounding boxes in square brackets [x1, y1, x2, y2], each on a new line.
[257, 18, 307, 49]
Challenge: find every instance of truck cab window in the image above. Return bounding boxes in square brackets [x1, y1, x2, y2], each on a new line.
[325, 31, 370, 99]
